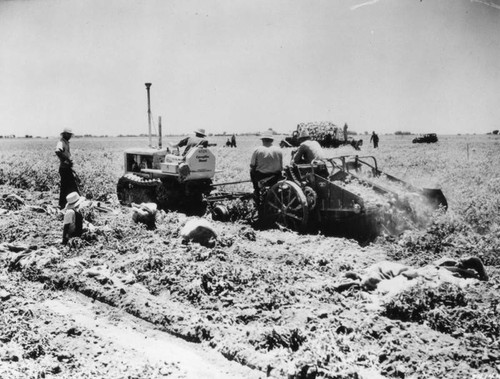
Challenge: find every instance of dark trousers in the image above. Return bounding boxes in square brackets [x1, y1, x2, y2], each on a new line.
[250, 171, 282, 205]
[59, 167, 79, 209]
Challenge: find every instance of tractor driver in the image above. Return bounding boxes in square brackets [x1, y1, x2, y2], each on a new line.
[250, 132, 283, 204]
[172, 128, 208, 156]
[292, 129, 324, 164]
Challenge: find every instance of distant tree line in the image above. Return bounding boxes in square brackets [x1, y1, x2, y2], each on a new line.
[0, 135, 47, 139]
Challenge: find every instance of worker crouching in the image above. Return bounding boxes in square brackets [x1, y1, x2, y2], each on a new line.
[62, 192, 85, 245]
[131, 202, 157, 230]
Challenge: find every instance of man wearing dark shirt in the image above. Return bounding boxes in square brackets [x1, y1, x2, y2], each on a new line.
[370, 131, 379, 148]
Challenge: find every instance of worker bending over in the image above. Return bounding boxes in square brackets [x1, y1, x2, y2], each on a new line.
[293, 130, 324, 164]
[250, 132, 283, 204]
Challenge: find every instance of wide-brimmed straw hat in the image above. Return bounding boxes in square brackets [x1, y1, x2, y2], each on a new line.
[260, 131, 274, 141]
[194, 128, 206, 137]
[65, 192, 84, 209]
[61, 128, 73, 135]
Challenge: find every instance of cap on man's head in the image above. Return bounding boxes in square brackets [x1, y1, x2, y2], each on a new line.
[61, 128, 73, 135]
[194, 128, 206, 137]
[260, 131, 274, 141]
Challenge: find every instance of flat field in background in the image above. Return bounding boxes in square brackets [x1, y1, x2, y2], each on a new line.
[1, 133, 500, 378]
[1, 134, 499, 227]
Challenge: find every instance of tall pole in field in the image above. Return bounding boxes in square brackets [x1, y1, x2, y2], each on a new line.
[158, 116, 162, 149]
[145, 83, 152, 147]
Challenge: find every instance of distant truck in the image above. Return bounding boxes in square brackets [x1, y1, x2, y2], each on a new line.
[280, 122, 363, 150]
[412, 133, 438, 144]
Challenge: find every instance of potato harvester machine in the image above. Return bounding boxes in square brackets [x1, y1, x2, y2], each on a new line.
[117, 147, 446, 241]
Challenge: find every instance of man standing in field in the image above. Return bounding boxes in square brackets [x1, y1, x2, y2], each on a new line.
[250, 132, 283, 204]
[370, 131, 379, 148]
[55, 128, 79, 209]
[343, 123, 348, 142]
[292, 130, 324, 164]
[172, 128, 208, 156]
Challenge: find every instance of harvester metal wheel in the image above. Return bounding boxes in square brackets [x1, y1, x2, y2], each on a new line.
[264, 180, 309, 232]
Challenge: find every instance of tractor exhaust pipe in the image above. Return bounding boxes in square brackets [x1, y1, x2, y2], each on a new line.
[145, 83, 152, 147]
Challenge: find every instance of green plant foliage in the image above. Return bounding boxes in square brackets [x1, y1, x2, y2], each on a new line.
[383, 282, 500, 341]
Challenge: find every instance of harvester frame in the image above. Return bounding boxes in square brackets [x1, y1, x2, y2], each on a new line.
[210, 155, 447, 242]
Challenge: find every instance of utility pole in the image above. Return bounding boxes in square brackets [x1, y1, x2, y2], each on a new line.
[158, 116, 162, 149]
[145, 83, 152, 147]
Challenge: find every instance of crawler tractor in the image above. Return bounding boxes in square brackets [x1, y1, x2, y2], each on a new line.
[116, 83, 215, 213]
[116, 146, 216, 212]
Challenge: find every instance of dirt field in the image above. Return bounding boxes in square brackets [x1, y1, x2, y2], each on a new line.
[1, 134, 500, 378]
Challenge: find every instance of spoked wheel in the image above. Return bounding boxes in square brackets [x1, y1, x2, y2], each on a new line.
[263, 180, 309, 232]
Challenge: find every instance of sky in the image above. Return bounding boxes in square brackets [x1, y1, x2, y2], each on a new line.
[1, 0, 499, 137]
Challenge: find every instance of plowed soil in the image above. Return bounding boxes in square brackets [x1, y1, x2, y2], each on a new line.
[1, 185, 499, 379]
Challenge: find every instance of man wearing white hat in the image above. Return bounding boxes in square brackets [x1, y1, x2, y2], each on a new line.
[250, 131, 283, 204]
[55, 128, 79, 209]
[62, 192, 84, 245]
[172, 128, 209, 156]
